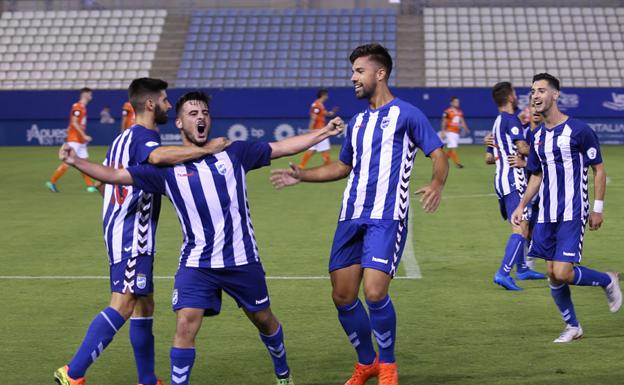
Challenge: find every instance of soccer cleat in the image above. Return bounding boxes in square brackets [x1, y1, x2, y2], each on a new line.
[494, 272, 523, 291]
[54, 365, 86, 385]
[276, 375, 295, 385]
[86, 186, 99, 193]
[456, 164, 465, 169]
[604, 272, 622, 313]
[516, 269, 546, 280]
[344, 356, 379, 385]
[46, 181, 60, 192]
[378, 362, 398, 385]
[139, 380, 166, 385]
[553, 324, 583, 343]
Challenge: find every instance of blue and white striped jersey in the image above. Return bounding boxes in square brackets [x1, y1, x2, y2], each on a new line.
[127, 141, 271, 269]
[491, 112, 527, 198]
[338, 98, 442, 222]
[527, 117, 602, 223]
[102, 125, 162, 265]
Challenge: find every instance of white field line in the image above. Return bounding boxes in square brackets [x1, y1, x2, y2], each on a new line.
[0, 275, 419, 280]
[402, 209, 422, 279]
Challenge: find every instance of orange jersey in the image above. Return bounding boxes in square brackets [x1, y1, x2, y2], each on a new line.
[122, 101, 136, 130]
[66, 101, 87, 143]
[443, 107, 463, 134]
[310, 100, 327, 129]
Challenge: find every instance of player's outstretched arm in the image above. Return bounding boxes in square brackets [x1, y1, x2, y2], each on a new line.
[414, 147, 448, 213]
[148, 137, 231, 165]
[270, 160, 352, 189]
[59, 144, 133, 185]
[511, 172, 542, 225]
[269, 117, 344, 159]
[589, 163, 606, 231]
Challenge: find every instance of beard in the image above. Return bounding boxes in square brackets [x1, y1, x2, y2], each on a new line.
[154, 104, 168, 125]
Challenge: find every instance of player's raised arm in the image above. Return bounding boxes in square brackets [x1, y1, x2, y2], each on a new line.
[269, 116, 344, 159]
[60, 144, 134, 185]
[270, 160, 352, 189]
[414, 147, 448, 213]
[147, 138, 231, 165]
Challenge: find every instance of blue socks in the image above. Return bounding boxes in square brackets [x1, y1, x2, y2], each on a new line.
[170, 347, 195, 385]
[498, 234, 526, 276]
[130, 317, 157, 385]
[336, 299, 376, 365]
[550, 283, 579, 327]
[573, 266, 612, 287]
[68, 307, 126, 379]
[367, 295, 396, 364]
[259, 324, 290, 379]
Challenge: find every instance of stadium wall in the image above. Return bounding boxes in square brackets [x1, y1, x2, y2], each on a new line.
[1, 87, 623, 147]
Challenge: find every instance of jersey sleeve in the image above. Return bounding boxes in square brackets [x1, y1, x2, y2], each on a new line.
[230, 141, 272, 172]
[338, 117, 356, 165]
[578, 124, 603, 166]
[409, 108, 443, 156]
[127, 164, 167, 194]
[508, 116, 526, 143]
[135, 130, 162, 164]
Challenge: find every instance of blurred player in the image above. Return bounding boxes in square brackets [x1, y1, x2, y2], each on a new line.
[485, 82, 545, 291]
[512, 73, 622, 342]
[271, 44, 448, 385]
[60, 90, 345, 385]
[46, 87, 98, 193]
[441, 96, 470, 169]
[53, 79, 230, 385]
[121, 100, 136, 131]
[298, 88, 338, 168]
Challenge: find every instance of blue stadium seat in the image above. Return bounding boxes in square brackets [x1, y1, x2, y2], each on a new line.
[189, 25, 199, 34]
[189, 69, 201, 79]
[178, 69, 189, 78]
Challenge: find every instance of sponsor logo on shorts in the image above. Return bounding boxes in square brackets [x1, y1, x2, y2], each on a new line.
[255, 296, 269, 305]
[124, 246, 132, 252]
[113, 280, 120, 285]
[172, 289, 178, 305]
[372, 256, 389, 264]
[562, 251, 576, 257]
[136, 274, 147, 289]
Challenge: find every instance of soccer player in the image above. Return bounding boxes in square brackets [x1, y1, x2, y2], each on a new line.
[53, 79, 230, 385]
[46, 87, 99, 193]
[59, 90, 345, 385]
[122, 100, 136, 131]
[511, 73, 622, 342]
[271, 44, 448, 385]
[298, 88, 338, 168]
[441, 96, 470, 169]
[486, 82, 545, 291]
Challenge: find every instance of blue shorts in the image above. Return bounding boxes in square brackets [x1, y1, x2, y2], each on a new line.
[172, 262, 270, 316]
[109, 256, 154, 296]
[329, 218, 408, 277]
[528, 220, 585, 263]
[498, 190, 527, 222]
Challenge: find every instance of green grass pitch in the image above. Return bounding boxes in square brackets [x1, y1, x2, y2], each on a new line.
[0, 144, 623, 385]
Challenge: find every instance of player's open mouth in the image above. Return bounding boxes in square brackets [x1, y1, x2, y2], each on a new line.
[534, 101, 543, 106]
[354, 84, 363, 91]
[197, 122, 206, 134]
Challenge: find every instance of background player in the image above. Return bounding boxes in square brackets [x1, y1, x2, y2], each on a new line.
[298, 88, 338, 168]
[512, 73, 621, 342]
[441, 96, 470, 169]
[46, 87, 98, 193]
[121, 100, 136, 132]
[60, 90, 345, 385]
[54, 79, 230, 385]
[271, 43, 448, 385]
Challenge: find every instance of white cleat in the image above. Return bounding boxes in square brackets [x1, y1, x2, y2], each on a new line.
[604, 272, 622, 313]
[553, 324, 583, 343]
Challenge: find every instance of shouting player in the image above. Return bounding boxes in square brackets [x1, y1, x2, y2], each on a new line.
[298, 88, 338, 168]
[441, 96, 470, 169]
[271, 43, 448, 385]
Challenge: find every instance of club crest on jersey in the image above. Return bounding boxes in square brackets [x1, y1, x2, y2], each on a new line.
[215, 161, 227, 175]
[172, 289, 178, 305]
[511, 126, 520, 136]
[136, 274, 146, 289]
[587, 147, 597, 160]
[380, 117, 391, 130]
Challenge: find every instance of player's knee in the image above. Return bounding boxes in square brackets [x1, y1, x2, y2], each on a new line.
[110, 293, 137, 320]
[175, 314, 200, 343]
[363, 285, 388, 302]
[332, 289, 358, 306]
[249, 309, 279, 335]
[551, 268, 574, 283]
[133, 295, 155, 317]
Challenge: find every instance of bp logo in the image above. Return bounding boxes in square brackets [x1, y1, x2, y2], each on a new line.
[172, 289, 178, 305]
[136, 274, 147, 289]
[586, 147, 597, 160]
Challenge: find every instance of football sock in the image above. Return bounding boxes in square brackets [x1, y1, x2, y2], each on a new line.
[447, 149, 461, 165]
[170, 347, 195, 385]
[572, 266, 612, 287]
[51, 163, 69, 183]
[516, 244, 529, 273]
[322, 151, 331, 165]
[367, 295, 396, 364]
[498, 234, 526, 276]
[259, 324, 290, 379]
[299, 151, 314, 168]
[550, 283, 579, 327]
[82, 173, 95, 187]
[130, 317, 157, 385]
[336, 299, 376, 365]
[68, 307, 126, 379]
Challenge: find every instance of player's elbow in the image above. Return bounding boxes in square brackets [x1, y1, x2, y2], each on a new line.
[148, 151, 168, 166]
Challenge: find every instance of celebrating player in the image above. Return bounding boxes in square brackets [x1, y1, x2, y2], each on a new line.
[441, 96, 470, 169]
[486, 82, 545, 291]
[121, 100, 136, 132]
[60, 90, 345, 385]
[46, 87, 99, 193]
[54, 79, 230, 385]
[271, 43, 448, 385]
[511, 73, 622, 342]
[298, 88, 338, 168]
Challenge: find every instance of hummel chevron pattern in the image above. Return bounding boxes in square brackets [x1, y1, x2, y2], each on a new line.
[137, 193, 152, 255]
[268, 343, 286, 358]
[348, 332, 361, 348]
[390, 141, 416, 276]
[90, 341, 104, 363]
[373, 330, 393, 349]
[123, 257, 136, 294]
[172, 365, 189, 384]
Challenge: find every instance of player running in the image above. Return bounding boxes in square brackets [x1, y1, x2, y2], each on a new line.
[511, 73, 622, 342]
[271, 43, 448, 385]
[60, 90, 345, 385]
[121, 100, 136, 132]
[441, 96, 470, 169]
[298, 88, 338, 168]
[54, 79, 230, 385]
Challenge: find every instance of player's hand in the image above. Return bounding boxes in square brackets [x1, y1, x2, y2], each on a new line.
[270, 162, 301, 190]
[439, 130, 446, 140]
[203, 137, 231, 154]
[589, 212, 603, 231]
[59, 143, 78, 165]
[414, 183, 443, 213]
[84, 135, 93, 143]
[507, 154, 527, 168]
[325, 117, 345, 136]
[484, 133, 496, 148]
[511, 206, 525, 226]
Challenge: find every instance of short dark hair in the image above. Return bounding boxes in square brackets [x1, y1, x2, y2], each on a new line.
[450, 96, 459, 102]
[349, 43, 393, 79]
[491, 81, 514, 107]
[317, 88, 328, 98]
[175, 91, 211, 117]
[79, 87, 92, 94]
[128, 78, 168, 113]
[532, 72, 560, 90]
